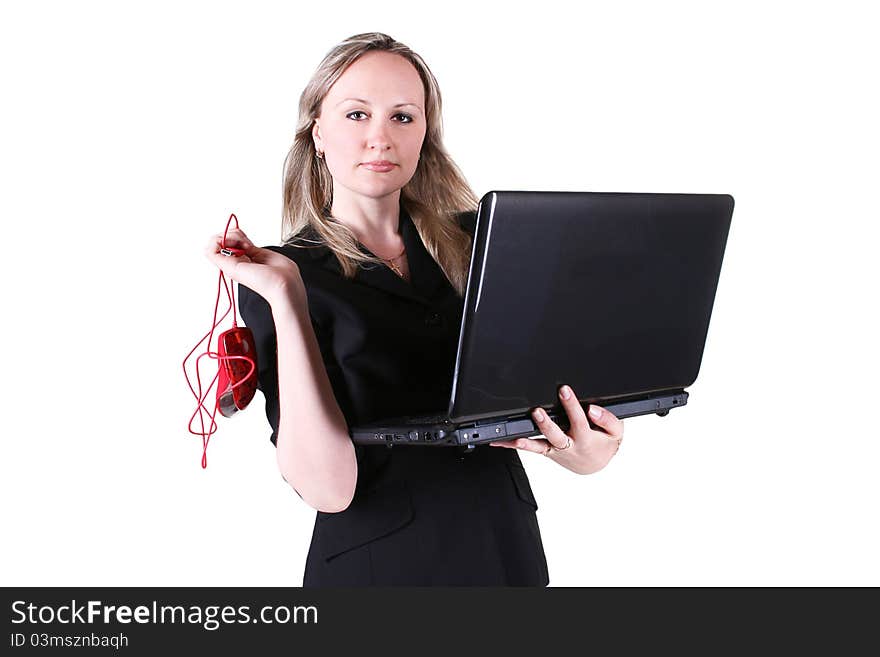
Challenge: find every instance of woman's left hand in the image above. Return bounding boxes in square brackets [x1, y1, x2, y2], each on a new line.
[489, 385, 624, 474]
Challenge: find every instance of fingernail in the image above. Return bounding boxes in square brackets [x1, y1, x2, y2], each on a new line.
[589, 406, 601, 420]
[533, 409, 545, 423]
[559, 386, 571, 400]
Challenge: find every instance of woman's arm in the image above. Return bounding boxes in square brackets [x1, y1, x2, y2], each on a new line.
[268, 277, 358, 513]
[205, 228, 357, 513]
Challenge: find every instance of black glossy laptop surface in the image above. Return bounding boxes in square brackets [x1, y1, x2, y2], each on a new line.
[350, 190, 734, 449]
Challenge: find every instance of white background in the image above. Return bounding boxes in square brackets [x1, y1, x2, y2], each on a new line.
[2, 0, 877, 587]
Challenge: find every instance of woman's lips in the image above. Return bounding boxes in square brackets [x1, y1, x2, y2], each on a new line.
[361, 162, 396, 172]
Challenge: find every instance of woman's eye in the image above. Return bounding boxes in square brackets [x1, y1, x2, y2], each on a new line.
[345, 111, 413, 124]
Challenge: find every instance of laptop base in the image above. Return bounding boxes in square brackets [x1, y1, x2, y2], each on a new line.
[350, 391, 688, 447]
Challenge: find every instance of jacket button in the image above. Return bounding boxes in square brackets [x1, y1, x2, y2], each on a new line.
[425, 312, 443, 327]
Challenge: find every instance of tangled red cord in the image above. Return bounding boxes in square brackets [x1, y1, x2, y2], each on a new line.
[182, 213, 258, 468]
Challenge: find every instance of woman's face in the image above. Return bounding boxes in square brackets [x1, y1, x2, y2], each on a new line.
[313, 51, 427, 203]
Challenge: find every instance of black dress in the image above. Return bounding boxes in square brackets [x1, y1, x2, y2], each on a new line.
[238, 203, 550, 586]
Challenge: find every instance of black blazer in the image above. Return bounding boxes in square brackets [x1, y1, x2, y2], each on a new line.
[238, 203, 549, 586]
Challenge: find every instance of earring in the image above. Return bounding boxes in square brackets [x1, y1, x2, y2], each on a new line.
[316, 149, 324, 159]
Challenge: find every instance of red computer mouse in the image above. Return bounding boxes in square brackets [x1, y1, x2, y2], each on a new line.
[216, 327, 257, 417]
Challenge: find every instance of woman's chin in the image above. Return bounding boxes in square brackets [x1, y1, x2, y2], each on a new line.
[350, 183, 405, 200]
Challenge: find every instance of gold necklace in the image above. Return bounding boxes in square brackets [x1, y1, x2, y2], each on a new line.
[380, 245, 407, 278]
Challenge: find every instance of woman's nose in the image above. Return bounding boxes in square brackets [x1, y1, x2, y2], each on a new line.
[366, 124, 392, 151]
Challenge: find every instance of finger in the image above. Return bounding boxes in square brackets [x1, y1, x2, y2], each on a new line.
[489, 437, 550, 454]
[221, 228, 254, 249]
[215, 232, 255, 252]
[531, 407, 570, 449]
[203, 240, 255, 270]
[587, 404, 624, 439]
[558, 384, 589, 434]
[204, 235, 255, 260]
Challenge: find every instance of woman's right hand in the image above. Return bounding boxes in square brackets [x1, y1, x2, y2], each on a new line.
[203, 228, 302, 306]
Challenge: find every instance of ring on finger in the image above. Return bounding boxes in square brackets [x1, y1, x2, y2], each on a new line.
[543, 436, 572, 456]
[555, 436, 573, 451]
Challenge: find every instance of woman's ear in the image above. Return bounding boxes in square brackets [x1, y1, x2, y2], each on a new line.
[312, 120, 323, 153]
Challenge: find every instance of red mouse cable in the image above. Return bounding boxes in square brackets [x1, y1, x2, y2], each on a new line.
[182, 213, 256, 468]
[183, 221, 254, 467]
[184, 262, 243, 467]
[184, 250, 239, 441]
[183, 274, 235, 451]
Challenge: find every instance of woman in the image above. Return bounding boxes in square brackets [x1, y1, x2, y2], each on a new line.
[205, 32, 624, 586]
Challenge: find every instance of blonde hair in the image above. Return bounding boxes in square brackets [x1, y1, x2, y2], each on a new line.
[280, 32, 478, 296]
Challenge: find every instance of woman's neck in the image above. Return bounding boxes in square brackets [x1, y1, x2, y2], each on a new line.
[330, 192, 402, 244]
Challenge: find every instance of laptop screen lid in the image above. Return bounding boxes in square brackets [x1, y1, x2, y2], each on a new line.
[447, 190, 734, 425]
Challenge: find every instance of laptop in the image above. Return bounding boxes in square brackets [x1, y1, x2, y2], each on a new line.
[349, 190, 734, 449]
